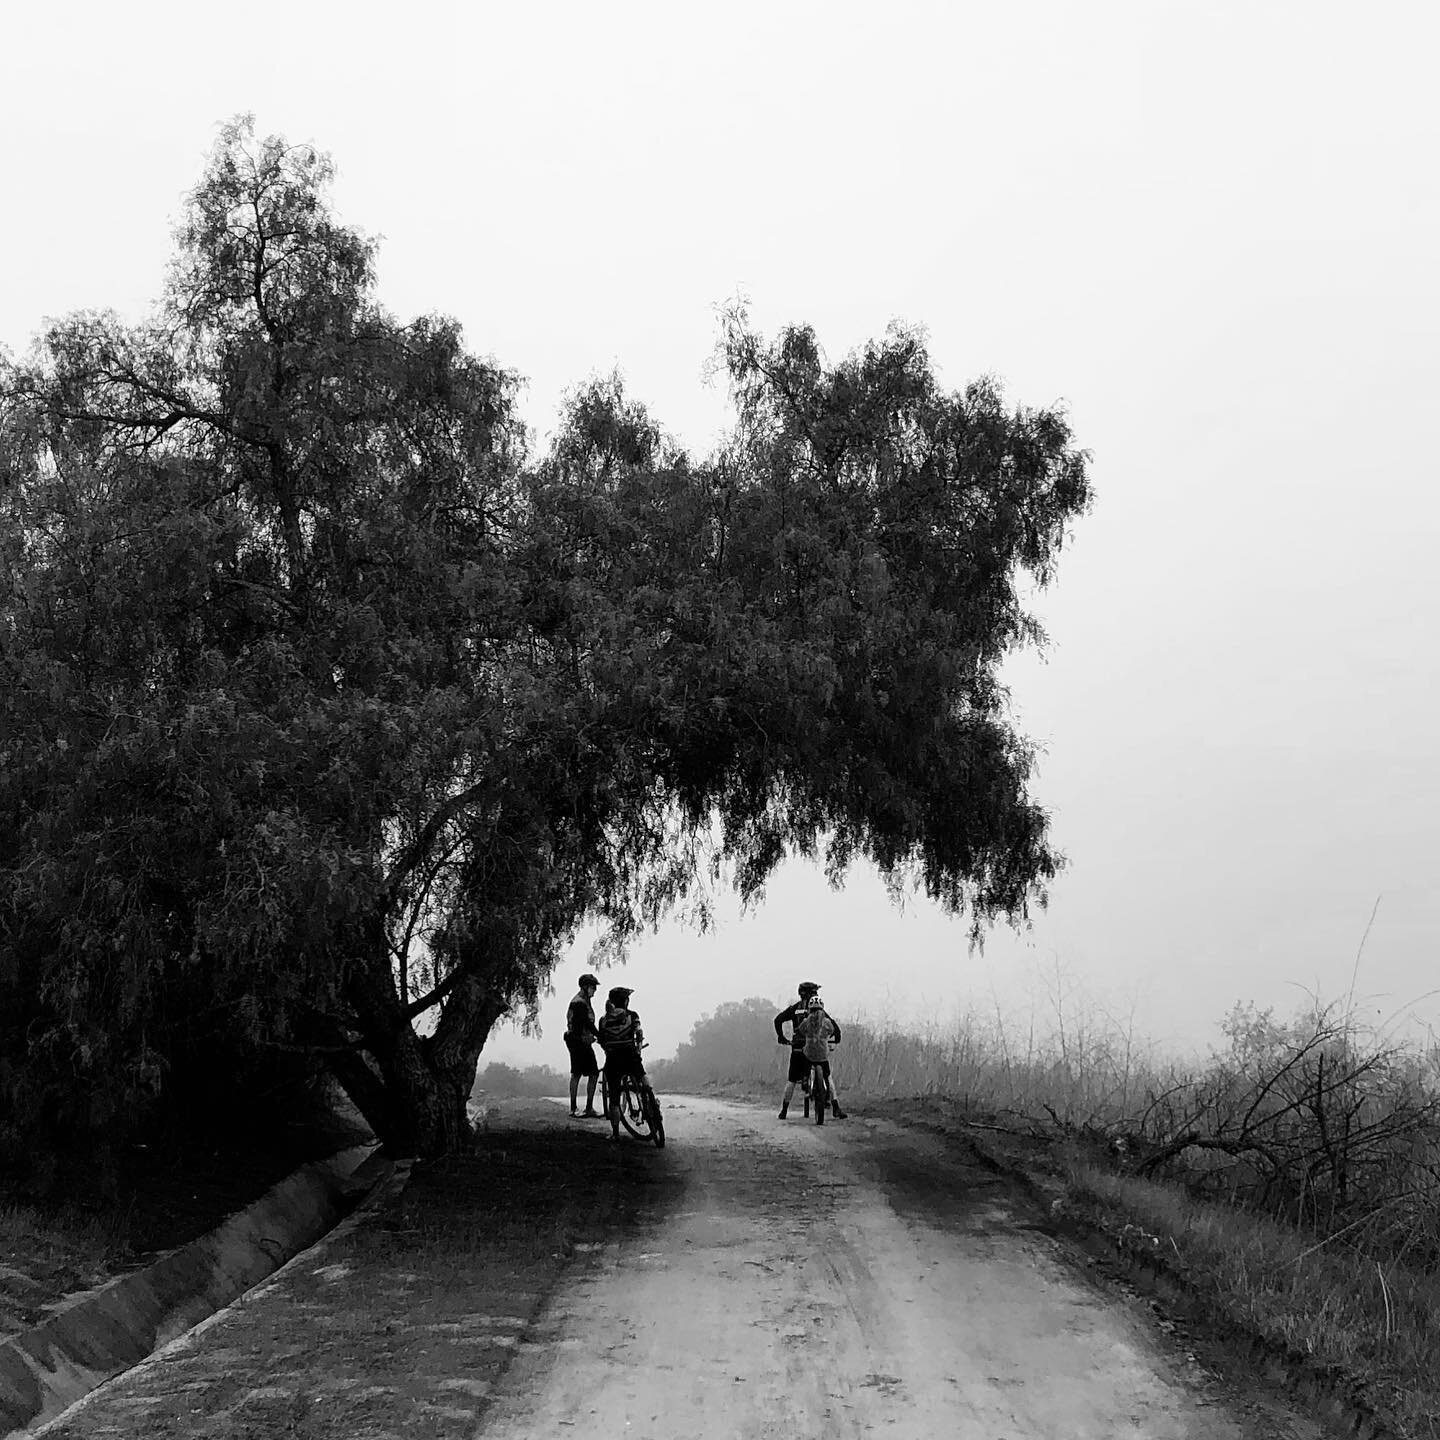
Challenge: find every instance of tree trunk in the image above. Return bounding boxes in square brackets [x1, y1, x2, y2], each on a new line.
[423, 969, 510, 1142]
[334, 926, 509, 1158]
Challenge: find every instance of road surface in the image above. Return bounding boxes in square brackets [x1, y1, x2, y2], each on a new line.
[476, 1096, 1330, 1438]
[30, 1096, 1337, 1439]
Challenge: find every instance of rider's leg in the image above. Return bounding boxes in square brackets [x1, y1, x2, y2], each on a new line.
[605, 1066, 622, 1138]
[569, 1072, 581, 1114]
[781, 1049, 808, 1118]
[584, 1073, 599, 1115]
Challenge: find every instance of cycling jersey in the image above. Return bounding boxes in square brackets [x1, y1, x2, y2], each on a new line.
[565, 991, 597, 1041]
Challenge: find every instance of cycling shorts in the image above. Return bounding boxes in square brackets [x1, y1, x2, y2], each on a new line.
[602, 1047, 646, 1085]
[564, 1033, 598, 1077]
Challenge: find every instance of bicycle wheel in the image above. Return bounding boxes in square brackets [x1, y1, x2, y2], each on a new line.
[801, 1066, 811, 1117]
[616, 1074, 652, 1141]
[814, 1070, 827, 1124]
[646, 1088, 665, 1149]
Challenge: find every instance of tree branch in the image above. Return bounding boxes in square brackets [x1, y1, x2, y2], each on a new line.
[380, 777, 499, 906]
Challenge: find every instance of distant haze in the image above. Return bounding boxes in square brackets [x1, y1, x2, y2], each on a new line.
[5, 1, 1436, 1067]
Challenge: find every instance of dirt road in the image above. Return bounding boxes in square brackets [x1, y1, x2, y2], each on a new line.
[31, 1095, 1336, 1439]
[478, 1096, 1327, 1439]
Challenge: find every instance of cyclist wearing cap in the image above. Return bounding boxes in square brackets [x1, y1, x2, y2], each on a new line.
[565, 974, 601, 1118]
[597, 986, 647, 1141]
[774, 982, 846, 1119]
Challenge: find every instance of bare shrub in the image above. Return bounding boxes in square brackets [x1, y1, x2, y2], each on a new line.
[1133, 999, 1440, 1265]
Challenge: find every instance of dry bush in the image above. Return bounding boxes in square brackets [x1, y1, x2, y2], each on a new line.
[1131, 1000, 1440, 1266]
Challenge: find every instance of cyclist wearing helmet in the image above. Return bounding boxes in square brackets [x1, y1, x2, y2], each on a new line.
[564, 974, 602, 1117]
[596, 986, 647, 1141]
[795, 994, 841, 1118]
[775, 982, 846, 1119]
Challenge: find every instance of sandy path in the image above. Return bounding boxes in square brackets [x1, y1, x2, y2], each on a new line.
[477, 1096, 1323, 1439]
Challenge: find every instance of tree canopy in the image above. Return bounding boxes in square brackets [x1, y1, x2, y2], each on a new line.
[0, 117, 1090, 1173]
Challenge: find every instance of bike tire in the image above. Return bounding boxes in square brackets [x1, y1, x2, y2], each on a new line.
[814, 1075, 827, 1124]
[616, 1076, 651, 1141]
[645, 1090, 665, 1148]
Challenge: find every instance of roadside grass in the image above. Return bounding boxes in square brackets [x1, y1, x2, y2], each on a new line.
[0, 1202, 122, 1266]
[1064, 1162, 1440, 1438]
[0, 1202, 126, 1337]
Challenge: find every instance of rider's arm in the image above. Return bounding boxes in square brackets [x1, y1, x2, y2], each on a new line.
[829, 1017, 842, 1044]
[774, 1004, 795, 1042]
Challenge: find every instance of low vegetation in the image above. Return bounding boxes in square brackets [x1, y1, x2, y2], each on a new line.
[0, 1203, 121, 1339]
[1063, 1163, 1439, 1435]
[657, 981, 1440, 1436]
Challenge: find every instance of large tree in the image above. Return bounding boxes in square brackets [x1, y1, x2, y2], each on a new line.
[0, 118, 1090, 1171]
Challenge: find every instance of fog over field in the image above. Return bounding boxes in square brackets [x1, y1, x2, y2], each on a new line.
[5, 0, 1436, 1066]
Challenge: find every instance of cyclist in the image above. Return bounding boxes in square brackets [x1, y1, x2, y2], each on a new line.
[775, 982, 846, 1119]
[795, 994, 841, 1118]
[564, 973, 602, 1118]
[596, 985, 648, 1141]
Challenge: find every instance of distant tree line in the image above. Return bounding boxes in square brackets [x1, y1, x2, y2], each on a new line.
[0, 116, 1091, 1183]
[651, 998, 788, 1091]
[472, 1061, 568, 1100]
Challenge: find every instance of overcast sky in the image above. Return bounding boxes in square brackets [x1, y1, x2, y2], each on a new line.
[5, 1, 1437, 1068]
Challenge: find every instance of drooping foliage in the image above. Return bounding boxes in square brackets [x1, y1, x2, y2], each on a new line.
[0, 117, 1090, 1176]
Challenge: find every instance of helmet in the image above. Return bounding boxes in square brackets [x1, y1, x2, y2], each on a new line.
[607, 986, 633, 1004]
[806, 995, 825, 1011]
[578, 973, 598, 990]
[797, 981, 820, 996]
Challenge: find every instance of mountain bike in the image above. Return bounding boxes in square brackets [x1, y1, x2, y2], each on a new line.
[600, 1047, 665, 1148]
[801, 1044, 839, 1124]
